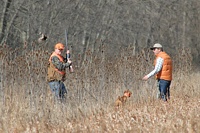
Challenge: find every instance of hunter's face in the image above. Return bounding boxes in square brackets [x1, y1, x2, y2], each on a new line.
[55, 48, 63, 55]
[153, 48, 161, 55]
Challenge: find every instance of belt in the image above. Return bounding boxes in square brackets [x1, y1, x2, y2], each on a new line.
[49, 80, 62, 83]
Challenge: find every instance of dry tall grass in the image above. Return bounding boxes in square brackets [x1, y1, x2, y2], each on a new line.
[0, 43, 199, 133]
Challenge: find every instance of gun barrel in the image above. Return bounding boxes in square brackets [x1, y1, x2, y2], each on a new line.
[65, 30, 68, 50]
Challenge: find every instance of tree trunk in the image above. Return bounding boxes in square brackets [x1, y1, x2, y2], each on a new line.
[0, 0, 12, 45]
[182, 0, 186, 48]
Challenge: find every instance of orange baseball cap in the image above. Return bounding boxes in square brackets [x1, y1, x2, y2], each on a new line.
[55, 43, 65, 50]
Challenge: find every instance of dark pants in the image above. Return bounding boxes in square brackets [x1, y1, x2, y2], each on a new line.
[48, 81, 67, 99]
[157, 79, 171, 101]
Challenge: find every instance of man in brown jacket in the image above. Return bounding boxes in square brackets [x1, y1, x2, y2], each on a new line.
[47, 43, 72, 100]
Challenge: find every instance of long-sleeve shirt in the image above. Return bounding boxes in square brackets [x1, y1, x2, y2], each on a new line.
[51, 56, 71, 71]
[147, 57, 164, 78]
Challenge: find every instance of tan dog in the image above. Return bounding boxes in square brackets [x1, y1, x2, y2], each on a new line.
[115, 89, 132, 107]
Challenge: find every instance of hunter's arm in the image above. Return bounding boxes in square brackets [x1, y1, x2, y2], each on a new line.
[51, 56, 71, 70]
[146, 57, 163, 78]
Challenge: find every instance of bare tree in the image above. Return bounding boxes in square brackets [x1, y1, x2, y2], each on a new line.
[0, 0, 12, 43]
[0, 0, 200, 64]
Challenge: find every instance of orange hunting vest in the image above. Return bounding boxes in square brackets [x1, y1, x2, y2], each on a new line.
[47, 52, 66, 82]
[154, 52, 172, 81]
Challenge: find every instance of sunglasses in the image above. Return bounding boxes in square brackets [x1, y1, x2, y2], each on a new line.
[152, 48, 159, 51]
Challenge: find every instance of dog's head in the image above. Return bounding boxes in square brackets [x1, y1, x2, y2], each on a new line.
[124, 89, 132, 97]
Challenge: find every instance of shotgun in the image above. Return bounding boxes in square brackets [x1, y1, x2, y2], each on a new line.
[65, 30, 74, 72]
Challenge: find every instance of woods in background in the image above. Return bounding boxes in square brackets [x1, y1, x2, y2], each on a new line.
[0, 0, 200, 66]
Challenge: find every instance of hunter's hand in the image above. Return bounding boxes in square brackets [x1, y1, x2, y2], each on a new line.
[65, 60, 72, 67]
[142, 75, 149, 80]
[67, 59, 72, 64]
[66, 50, 70, 54]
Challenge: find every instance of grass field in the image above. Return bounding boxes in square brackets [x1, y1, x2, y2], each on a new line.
[0, 44, 199, 133]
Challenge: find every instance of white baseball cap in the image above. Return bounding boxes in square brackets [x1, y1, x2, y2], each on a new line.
[150, 43, 162, 50]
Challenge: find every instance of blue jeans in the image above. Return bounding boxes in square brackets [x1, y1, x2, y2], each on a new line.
[48, 81, 67, 99]
[157, 79, 171, 101]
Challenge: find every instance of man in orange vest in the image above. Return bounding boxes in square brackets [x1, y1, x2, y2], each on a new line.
[47, 43, 72, 100]
[143, 43, 172, 102]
